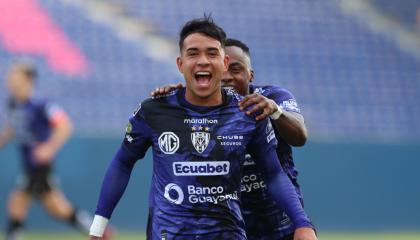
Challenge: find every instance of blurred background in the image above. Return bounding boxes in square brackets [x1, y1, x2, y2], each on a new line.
[0, 0, 419, 239]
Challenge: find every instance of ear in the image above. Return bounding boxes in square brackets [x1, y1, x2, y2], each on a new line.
[223, 54, 229, 71]
[249, 69, 254, 83]
[176, 56, 183, 73]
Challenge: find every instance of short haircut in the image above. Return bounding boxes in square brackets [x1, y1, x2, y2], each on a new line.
[225, 38, 251, 57]
[11, 60, 38, 81]
[179, 15, 227, 50]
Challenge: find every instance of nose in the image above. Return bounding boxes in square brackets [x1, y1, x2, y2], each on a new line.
[197, 54, 210, 66]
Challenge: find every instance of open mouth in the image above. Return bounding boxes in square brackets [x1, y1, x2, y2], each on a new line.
[222, 85, 235, 91]
[195, 71, 212, 87]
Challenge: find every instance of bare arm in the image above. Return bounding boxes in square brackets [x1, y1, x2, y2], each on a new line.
[239, 93, 307, 146]
[34, 112, 73, 163]
[0, 124, 14, 149]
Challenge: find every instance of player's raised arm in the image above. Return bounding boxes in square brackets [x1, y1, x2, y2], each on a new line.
[89, 105, 153, 239]
[246, 118, 317, 240]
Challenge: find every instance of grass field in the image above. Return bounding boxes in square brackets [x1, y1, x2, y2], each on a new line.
[3, 232, 420, 240]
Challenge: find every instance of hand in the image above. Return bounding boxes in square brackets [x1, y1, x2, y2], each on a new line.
[150, 83, 183, 97]
[238, 93, 278, 120]
[33, 143, 55, 164]
[294, 227, 318, 240]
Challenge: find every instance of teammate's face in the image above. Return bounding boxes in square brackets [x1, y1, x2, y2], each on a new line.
[177, 33, 229, 106]
[6, 66, 33, 102]
[222, 46, 254, 96]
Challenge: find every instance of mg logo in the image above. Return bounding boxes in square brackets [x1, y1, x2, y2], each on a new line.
[158, 132, 179, 154]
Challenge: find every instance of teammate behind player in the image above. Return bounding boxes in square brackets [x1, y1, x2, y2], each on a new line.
[223, 38, 309, 239]
[89, 16, 317, 240]
[151, 38, 311, 239]
[0, 61, 111, 240]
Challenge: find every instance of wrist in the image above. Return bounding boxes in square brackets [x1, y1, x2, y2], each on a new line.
[270, 104, 283, 120]
[90, 215, 109, 237]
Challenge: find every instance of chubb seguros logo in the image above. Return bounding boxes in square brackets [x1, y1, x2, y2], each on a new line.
[164, 183, 184, 205]
[158, 132, 179, 154]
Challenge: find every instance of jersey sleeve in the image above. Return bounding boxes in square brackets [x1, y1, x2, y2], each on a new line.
[246, 118, 313, 229]
[121, 104, 154, 160]
[43, 102, 68, 127]
[266, 87, 301, 113]
[95, 102, 154, 219]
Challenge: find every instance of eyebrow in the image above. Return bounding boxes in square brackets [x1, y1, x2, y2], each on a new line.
[228, 62, 244, 68]
[186, 47, 220, 52]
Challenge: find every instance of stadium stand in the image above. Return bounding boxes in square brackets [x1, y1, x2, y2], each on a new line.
[0, 0, 419, 141]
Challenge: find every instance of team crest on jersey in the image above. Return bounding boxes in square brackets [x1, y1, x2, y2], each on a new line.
[191, 126, 210, 154]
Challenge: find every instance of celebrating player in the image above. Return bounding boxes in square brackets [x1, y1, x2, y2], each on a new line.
[89, 16, 316, 240]
[151, 38, 311, 239]
[0, 61, 112, 240]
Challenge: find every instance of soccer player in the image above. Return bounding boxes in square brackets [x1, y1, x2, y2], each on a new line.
[152, 38, 310, 240]
[0, 61, 111, 240]
[223, 38, 308, 240]
[89, 16, 316, 240]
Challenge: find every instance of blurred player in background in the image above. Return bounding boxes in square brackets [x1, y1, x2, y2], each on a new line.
[90, 16, 316, 240]
[151, 38, 310, 240]
[0, 61, 111, 240]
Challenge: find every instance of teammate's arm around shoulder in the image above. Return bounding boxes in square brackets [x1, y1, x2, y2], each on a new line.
[239, 89, 307, 146]
[33, 107, 73, 164]
[0, 124, 15, 149]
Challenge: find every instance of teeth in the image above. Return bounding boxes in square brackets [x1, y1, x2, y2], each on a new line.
[196, 72, 211, 76]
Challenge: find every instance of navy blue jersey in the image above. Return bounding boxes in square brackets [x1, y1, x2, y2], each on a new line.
[6, 97, 64, 171]
[241, 84, 304, 239]
[95, 88, 312, 239]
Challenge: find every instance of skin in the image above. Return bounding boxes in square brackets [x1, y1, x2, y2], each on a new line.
[176, 33, 229, 106]
[1, 64, 76, 228]
[150, 46, 315, 240]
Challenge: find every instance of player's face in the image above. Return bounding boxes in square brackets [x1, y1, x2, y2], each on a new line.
[177, 33, 229, 106]
[6, 67, 32, 101]
[222, 46, 254, 96]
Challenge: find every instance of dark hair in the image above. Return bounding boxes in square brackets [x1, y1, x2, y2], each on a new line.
[179, 15, 226, 50]
[225, 38, 251, 57]
[12, 60, 38, 80]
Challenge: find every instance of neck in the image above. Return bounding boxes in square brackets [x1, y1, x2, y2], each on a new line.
[185, 89, 223, 107]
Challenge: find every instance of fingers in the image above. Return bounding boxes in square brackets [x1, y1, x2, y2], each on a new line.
[150, 83, 183, 97]
[239, 93, 275, 120]
[238, 93, 259, 110]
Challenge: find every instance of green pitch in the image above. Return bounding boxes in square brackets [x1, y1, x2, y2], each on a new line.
[3, 232, 420, 240]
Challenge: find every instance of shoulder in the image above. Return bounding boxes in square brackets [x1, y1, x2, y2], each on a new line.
[252, 84, 294, 98]
[134, 88, 179, 116]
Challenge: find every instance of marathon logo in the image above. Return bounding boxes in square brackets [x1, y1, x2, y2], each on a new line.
[184, 118, 218, 124]
[173, 161, 230, 176]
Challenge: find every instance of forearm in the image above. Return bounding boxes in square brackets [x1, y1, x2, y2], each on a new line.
[273, 111, 307, 146]
[95, 147, 137, 218]
[0, 126, 14, 149]
[264, 169, 313, 229]
[45, 119, 73, 153]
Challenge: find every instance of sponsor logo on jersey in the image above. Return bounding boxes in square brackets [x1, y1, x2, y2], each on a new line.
[253, 87, 266, 95]
[164, 183, 184, 205]
[158, 132, 179, 154]
[173, 161, 230, 176]
[191, 126, 210, 153]
[282, 99, 300, 112]
[163, 184, 239, 205]
[187, 185, 239, 204]
[241, 173, 266, 193]
[243, 154, 255, 166]
[184, 118, 218, 125]
[217, 135, 244, 146]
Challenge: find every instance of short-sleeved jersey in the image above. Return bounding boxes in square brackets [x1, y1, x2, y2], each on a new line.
[123, 88, 278, 239]
[241, 84, 303, 239]
[6, 97, 65, 170]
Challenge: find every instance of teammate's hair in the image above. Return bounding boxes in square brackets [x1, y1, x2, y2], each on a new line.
[11, 60, 38, 81]
[225, 38, 251, 57]
[179, 14, 226, 50]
